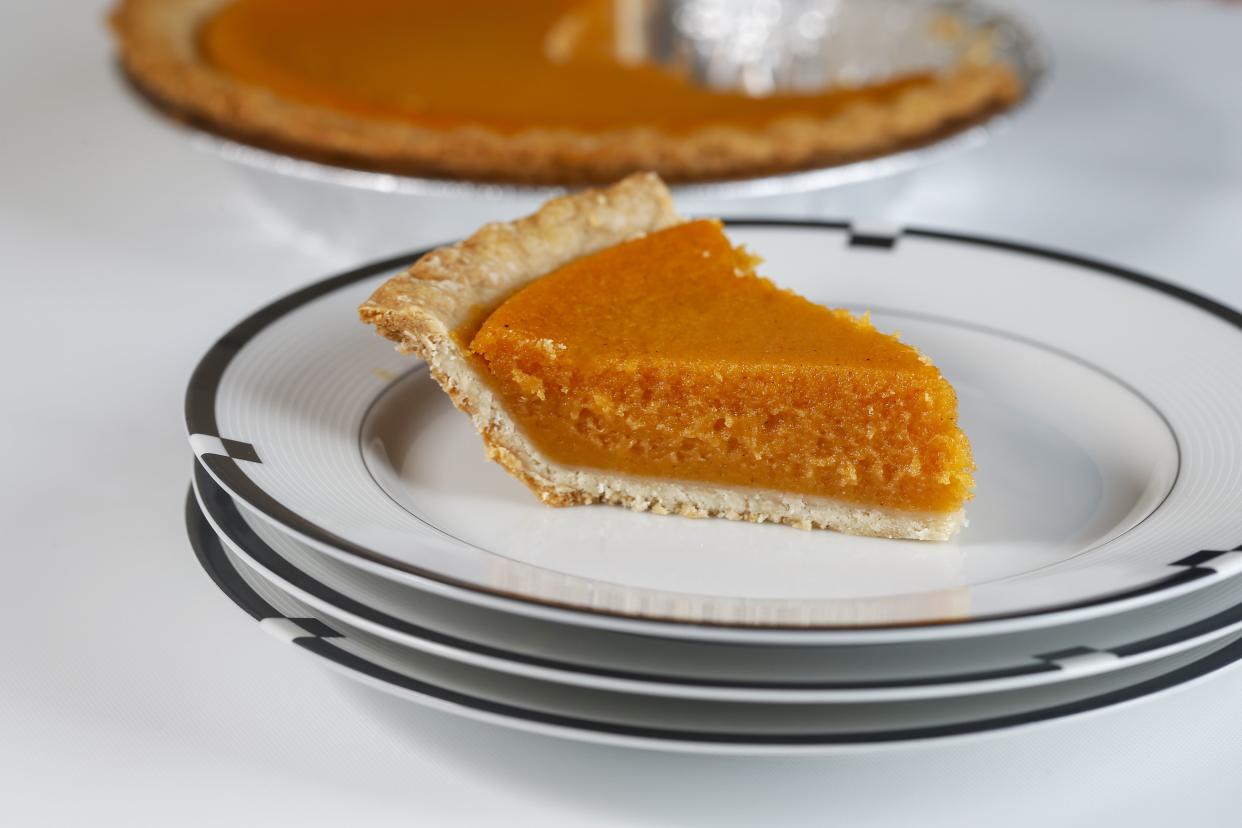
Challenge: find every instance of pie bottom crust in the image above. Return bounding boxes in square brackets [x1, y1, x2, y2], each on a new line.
[359, 173, 964, 540]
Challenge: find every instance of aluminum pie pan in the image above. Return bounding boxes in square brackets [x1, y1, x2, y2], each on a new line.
[169, 0, 1047, 202]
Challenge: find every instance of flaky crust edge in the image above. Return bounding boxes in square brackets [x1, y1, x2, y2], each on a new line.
[359, 173, 962, 540]
[109, 0, 1022, 186]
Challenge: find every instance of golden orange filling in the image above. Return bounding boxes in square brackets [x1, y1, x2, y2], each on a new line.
[199, 0, 942, 134]
[468, 220, 974, 514]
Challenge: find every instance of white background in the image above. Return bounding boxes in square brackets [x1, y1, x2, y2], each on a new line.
[2, 0, 1241, 825]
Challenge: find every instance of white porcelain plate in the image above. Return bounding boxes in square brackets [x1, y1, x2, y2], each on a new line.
[187, 492, 1242, 754]
[195, 466, 1242, 703]
[186, 222, 1242, 641]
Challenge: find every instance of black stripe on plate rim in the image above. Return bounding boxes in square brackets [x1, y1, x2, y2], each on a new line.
[184, 220, 1242, 632]
[194, 467, 1242, 690]
[848, 233, 899, 249]
[186, 490, 1242, 747]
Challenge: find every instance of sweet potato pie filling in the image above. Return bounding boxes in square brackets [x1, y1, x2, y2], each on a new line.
[200, 0, 943, 135]
[465, 220, 974, 514]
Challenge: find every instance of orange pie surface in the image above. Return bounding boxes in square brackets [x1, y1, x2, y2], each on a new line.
[199, 0, 943, 134]
[468, 220, 974, 515]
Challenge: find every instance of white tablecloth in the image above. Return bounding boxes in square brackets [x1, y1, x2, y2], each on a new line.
[3, 1, 1240, 824]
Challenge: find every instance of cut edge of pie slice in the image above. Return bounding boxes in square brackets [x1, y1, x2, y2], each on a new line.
[359, 172, 972, 540]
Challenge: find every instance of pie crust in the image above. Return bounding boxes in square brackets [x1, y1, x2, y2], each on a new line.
[110, 0, 1023, 186]
[359, 173, 965, 539]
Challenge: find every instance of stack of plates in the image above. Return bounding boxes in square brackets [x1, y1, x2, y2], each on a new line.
[185, 220, 1242, 754]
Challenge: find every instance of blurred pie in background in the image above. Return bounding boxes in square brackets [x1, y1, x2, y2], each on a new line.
[110, 0, 1023, 185]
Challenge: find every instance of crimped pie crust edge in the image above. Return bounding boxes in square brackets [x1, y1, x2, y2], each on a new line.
[110, 0, 1022, 186]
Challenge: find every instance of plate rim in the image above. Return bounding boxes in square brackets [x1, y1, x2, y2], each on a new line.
[185, 219, 1242, 641]
[187, 489, 1242, 753]
[194, 466, 1242, 703]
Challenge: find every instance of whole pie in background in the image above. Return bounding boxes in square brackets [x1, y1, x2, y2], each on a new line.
[359, 173, 975, 540]
[110, 0, 1024, 185]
